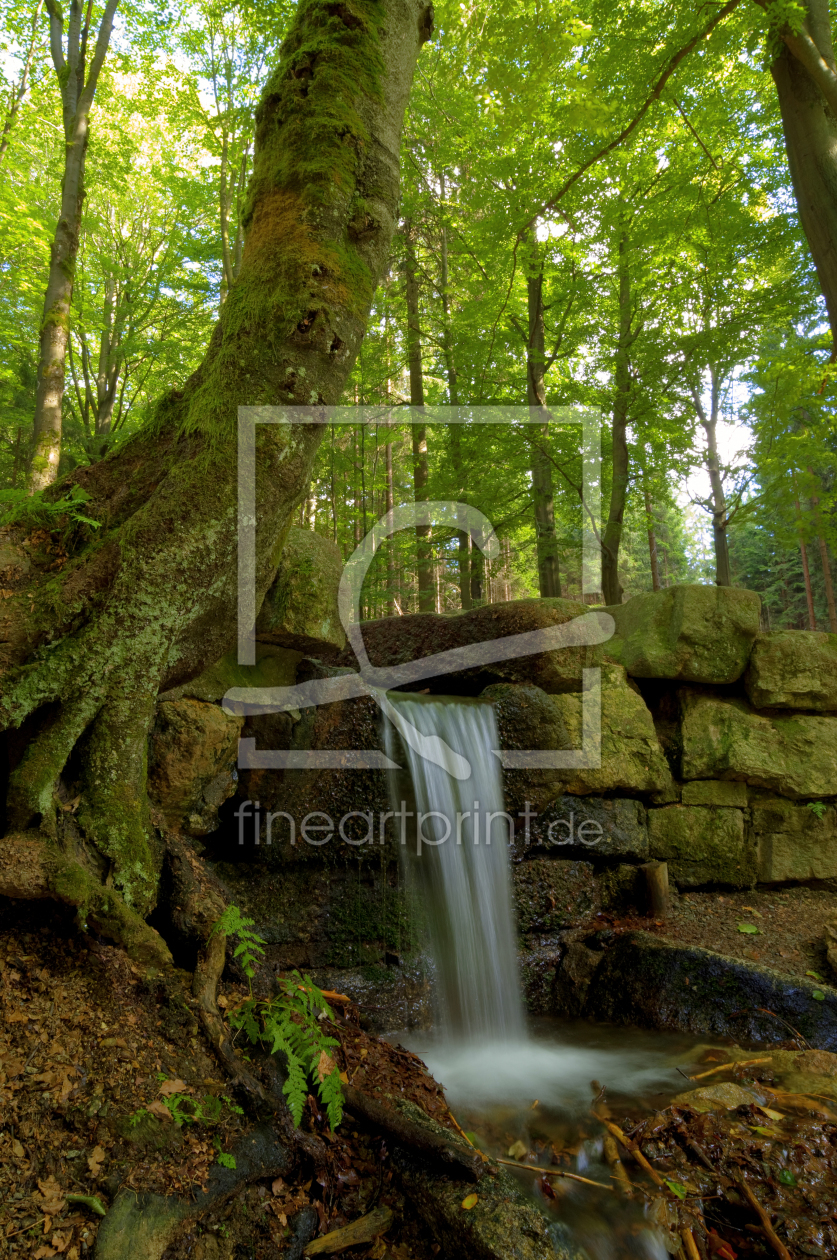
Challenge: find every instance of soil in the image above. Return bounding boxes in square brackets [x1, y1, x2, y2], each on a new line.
[650, 886, 836, 985]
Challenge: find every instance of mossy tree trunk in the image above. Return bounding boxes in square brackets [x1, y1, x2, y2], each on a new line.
[1, 0, 433, 965]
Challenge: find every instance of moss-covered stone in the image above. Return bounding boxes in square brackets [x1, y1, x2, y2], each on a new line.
[680, 690, 837, 799]
[751, 797, 837, 882]
[681, 780, 748, 808]
[745, 630, 837, 710]
[485, 667, 674, 807]
[606, 584, 761, 683]
[256, 526, 345, 655]
[523, 794, 648, 858]
[149, 699, 242, 836]
[159, 645, 302, 704]
[648, 804, 753, 887]
[513, 858, 599, 934]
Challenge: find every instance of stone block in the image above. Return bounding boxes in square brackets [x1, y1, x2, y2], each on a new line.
[525, 795, 648, 858]
[745, 630, 837, 710]
[751, 798, 837, 882]
[486, 667, 674, 809]
[680, 690, 837, 800]
[648, 804, 753, 887]
[256, 526, 345, 655]
[681, 780, 748, 808]
[606, 584, 761, 683]
[512, 859, 599, 934]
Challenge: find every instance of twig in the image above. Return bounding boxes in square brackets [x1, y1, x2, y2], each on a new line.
[734, 1179, 791, 1260]
[5, 1217, 46, 1239]
[496, 1158, 612, 1191]
[690, 1057, 772, 1081]
[681, 1227, 702, 1260]
[598, 1118, 667, 1189]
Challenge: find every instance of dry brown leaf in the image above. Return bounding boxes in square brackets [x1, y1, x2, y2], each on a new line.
[158, 1078, 189, 1097]
[316, 1051, 336, 1082]
[147, 1101, 173, 1121]
[271, 1178, 285, 1196]
[11, 1139, 25, 1157]
[87, 1146, 105, 1177]
[51, 1231, 71, 1253]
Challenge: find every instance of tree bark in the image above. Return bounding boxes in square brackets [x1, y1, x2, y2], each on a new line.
[771, 1, 837, 345]
[818, 533, 837, 632]
[29, 0, 120, 492]
[525, 241, 561, 598]
[794, 481, 817, 629]
[691, 369, 731, 587]
[2, 0, 432, 962]
[404, 224, 434, 612]
[438, 175, 471, 611]
[601, 230, 632, 605]
[643, 476, 661, 592]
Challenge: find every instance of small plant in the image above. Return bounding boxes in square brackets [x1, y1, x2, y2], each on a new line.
[806, 800, 828, 820]
[213, 906, 344, 1129]
[0, 484, 101, 532]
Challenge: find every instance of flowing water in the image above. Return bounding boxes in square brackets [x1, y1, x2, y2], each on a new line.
[384, 693, 708, 1259]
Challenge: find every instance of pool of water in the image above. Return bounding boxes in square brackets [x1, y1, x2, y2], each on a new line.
[395, 1018, 715, 1260]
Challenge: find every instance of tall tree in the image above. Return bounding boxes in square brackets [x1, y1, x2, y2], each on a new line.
[0, 0, 432, 962]
[28, 0, 119, 492]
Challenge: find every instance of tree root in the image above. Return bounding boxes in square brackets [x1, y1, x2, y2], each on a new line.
[0, 831, 172, 969]
[192, 926, 487, 1183]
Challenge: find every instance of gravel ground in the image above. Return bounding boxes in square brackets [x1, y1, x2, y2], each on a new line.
[649, 885, 836, 984]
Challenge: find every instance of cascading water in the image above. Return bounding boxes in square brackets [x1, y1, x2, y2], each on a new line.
[384, 694, 525, 1041]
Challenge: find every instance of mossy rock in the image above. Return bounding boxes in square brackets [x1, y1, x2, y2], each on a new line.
[680, 689, 837, 799]
[524, 794, 648, 859]
[148, 699, 242, 836]
[256, 526, 345, 655]
[606, 584, 761, 683]
[745, 630, 837, 710]
[648, 804, 754, 888]
[512, 858, 599, 934]
[485, 667, 674, 808]
[159, 645, 302, 704]
[751, 797, 837, 882]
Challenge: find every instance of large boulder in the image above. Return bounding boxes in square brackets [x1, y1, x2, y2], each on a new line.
[339, 596, 616, 692]
[606, 584, 761, 683]
[648, 804, 753, 887]
[149, 699, 242, 836]
[256, 526, 345, 655]
[751, 797, 837, 882]
[485, 667, 675, 806]
[159, 644, 302, 704]
[745, 630, 837, 710]
[680, 690, 837, 799]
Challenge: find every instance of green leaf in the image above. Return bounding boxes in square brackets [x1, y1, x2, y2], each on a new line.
[664, 1179, 688, 1199]
[737, 923, 760, 934]
[216, 1152, 237, 1169]
[805, 970, 824, 982]
[777, 1168, 797, 1186]
[812, 989, 826, 1001]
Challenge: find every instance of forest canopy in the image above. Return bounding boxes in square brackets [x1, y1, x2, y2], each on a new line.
[1, 0, 836, 627]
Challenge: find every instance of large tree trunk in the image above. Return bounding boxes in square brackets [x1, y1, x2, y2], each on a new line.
[1, 0, 432, 964]
[771, 0, 837, 344]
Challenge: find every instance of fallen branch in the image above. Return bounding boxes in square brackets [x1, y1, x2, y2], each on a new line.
[681, 1227, 701, 1260]
[496, 1158, 612, 1191]
[597, 1118, 667, 1190]
[734, 1178, 791, 1260]
[689, 1057, 772, 1081]
[303, 1206, 393, 1256]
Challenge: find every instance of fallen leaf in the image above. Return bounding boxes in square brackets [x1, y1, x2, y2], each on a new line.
[460, 1194, 478, 1210]
[806, 970, 824, 982]
[507, 1140, 527, 1161]
[158, 1078, 189, 1096]
[51, 1231, 70, 1253]
[339, 1071, 349, 1084]
[316, 1051, 336, 1082]
[812, 989, 826, 1001]
[12, 1139, 25, 1158]
[756, 1105, 784, 1122]
[87, 1146, 105, 1177]
[271, 1178, 285, 1196]
[736, 923, 759, 935]
[5, 1011, 28, 1023]
[147, 1101, 173, 1121]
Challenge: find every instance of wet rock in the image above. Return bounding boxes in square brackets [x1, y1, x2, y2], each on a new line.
[745, 630, 837, 710]
[149, 700, 242, 836]
[679, 689, 837, 799]
[606, 584, 761, 683]
[256, 526, 345, 655]
[752, 797, 837, 882]
[648, 805, 754, 888]
[524, 795, 648, 859]
[826, 916, 837, 982]
[670, 1082, 760, 1113]
[391, 1100, 581, 1259]
[486, 668, 674, 808]
[338, 596, 615, 692]
[681, 780, 748, 808]
[513, 859, 599, 934]
[583, 930, 837, 1050]
[552, 940, 603, 1018]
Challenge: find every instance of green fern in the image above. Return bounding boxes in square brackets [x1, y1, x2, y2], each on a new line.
[807, 800, 828, 820]
[212, 909, 345, 1130]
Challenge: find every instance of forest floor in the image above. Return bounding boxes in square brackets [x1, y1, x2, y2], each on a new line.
[645, 885, 836, 985]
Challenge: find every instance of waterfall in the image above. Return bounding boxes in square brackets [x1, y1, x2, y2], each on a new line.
[386, 694, 526, 1041]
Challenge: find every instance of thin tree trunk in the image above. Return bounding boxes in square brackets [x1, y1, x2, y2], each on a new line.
[692, 368, 731, 587]
[438, 173, 471, 611]
[0, 0, 45, 165]
[601, 230, 632, 604]
[404, 224, 433, 612]
[29, 0, 120, 492]
[794, 478, 817, 629]
[525, 238, 561, 598]
[818, 534, 837, 631]
[643, 476, 661, 592]
[386, 435, 397, 616]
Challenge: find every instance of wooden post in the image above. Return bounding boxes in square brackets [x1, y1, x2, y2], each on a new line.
[642, 860, 670, 918]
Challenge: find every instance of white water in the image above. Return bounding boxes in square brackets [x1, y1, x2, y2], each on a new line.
[386, 694, 525, 1041]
